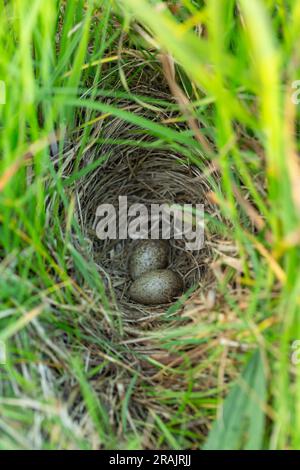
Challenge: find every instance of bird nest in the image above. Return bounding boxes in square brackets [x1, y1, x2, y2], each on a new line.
[47, 74, 241, 448]
[71, 88, 221, 319]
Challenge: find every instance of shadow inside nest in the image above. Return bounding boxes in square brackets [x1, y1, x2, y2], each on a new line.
[73, 108, 219, 319]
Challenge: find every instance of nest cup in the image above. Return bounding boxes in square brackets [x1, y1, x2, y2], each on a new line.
[74, 90, 217, 316]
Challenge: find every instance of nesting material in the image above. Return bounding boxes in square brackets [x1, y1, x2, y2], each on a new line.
[129, 240, 169, 280]
[72, 88, 219, 317]
[51, 69, 238, 447]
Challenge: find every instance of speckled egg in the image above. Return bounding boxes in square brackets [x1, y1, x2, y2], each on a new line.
[129, 240, 169, 280]
[128, 269, 183, 305]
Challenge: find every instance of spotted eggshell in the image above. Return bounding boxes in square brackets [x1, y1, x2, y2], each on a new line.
[129, 269, 183, 305]
[129, 240, 169, 280]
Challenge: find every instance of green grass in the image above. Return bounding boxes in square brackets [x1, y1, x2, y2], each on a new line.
[1, 0, 300, 449]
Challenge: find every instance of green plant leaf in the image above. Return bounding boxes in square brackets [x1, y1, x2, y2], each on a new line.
[203, 350, 266, 450]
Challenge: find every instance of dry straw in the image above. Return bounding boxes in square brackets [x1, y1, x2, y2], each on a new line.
[47, 67, 242, 446]
[71, 83, 221, 319]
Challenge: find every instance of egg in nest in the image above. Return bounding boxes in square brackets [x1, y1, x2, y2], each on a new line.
[129, 239, 169, 280]
[129, 269, 183, 305]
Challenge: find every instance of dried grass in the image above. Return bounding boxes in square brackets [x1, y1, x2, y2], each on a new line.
[70, 88, 223, 322]
[48, 68, 244, 448]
